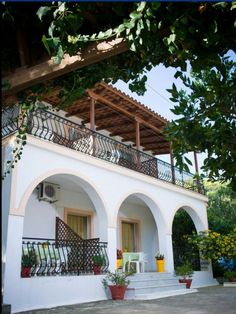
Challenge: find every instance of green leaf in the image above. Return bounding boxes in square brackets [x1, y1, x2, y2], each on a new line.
[130, 42, 136, 52]
[36, 6, 51, 21]
[104, 28, 113, 37]
[48, 21, 56, 38]
[174, 71, 182, 79]
[42, 35, 51, 55]
[184, 156, 193, 166]
[137, 2, 146, 12]
[167, 34, 176, 45]
[129, 11, 142, 20]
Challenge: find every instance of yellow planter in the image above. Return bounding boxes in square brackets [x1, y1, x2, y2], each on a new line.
[156, 260, 165, 272]
[117, 259, 123, 269]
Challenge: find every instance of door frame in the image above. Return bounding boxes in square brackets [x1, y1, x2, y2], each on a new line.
[119, 217, 141, 252]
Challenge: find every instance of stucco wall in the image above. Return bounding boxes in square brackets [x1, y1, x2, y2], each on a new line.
[3, 136, 212, 312]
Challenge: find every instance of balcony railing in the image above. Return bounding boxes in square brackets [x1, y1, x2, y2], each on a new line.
[21, 237, 109, 277]
[2, 105, 205, 194]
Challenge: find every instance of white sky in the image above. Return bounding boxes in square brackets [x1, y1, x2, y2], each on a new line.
[114, 64, 202, 174]
[113, 50, 235, 174]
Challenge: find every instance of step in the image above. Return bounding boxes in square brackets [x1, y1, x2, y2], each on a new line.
[126, 282, 186, 296]
[130, 288, 198, 300]
[125, 271, 193, 300]
[128, 278, 181, 288]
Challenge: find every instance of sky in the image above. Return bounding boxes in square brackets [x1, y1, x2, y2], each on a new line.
[113, 64, 203, 174]
[113, 50, 235, 174]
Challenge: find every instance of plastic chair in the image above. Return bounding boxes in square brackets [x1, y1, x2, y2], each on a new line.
[127, 253, 147, 273]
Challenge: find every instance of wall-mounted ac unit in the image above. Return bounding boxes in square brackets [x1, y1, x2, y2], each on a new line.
[38, 182, 60, 203]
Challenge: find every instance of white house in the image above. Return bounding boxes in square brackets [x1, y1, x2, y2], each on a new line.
[2, 82, 217, 313]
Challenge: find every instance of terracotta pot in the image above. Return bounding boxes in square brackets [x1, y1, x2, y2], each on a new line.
[179, 278, 192, 289]
[109, 285, 127, 300]
[21, 267, 31, 278]
[93, 265, 102, 275]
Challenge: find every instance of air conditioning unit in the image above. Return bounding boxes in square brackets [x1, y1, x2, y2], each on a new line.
[38, 182, 60, 203]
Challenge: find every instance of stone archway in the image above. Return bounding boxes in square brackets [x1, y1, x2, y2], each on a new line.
[116, 192, 167, 272]
[172, 206, 206, 271]
[22, 172, 108, 241]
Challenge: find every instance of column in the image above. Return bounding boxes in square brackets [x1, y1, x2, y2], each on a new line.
[107, 227, 117, 272]
[90, 98, 96, 131]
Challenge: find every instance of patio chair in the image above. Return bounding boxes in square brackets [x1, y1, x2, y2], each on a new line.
[127, 252, 147, 273]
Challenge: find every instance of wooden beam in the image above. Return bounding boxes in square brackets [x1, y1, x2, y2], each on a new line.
[87, 90, 164, 135]
[154, 150, 171, 155]
[96, 121, 126, 131]
[99, 82, 168, 125]
[143, 142, 170, 149]
[2, 38, 128, 96]
[136, 119, 140, 150]
[111, 129, 135, 137]
[142, 143, 170, 154]
[83, 112, 117, 124]
[140, 138, 167, 145]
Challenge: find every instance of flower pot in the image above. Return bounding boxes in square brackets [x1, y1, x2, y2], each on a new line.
[21, 266, 31, 278]
[108, 285, 128, 300]
[93, 265, 102, 275]
[156, 260, 165, 272]
[179, 278, 192, 289]
[116, 259, 123, 269]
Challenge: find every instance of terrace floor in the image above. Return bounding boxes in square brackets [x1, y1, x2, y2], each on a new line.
[17, 285, 236, 314]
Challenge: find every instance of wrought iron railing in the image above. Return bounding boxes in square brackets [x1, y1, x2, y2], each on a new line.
[2, 105, 205, 194]
[21, 237, 109, 277]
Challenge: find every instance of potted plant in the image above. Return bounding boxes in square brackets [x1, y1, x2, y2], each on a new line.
[102, 270, 134, 300]
[155, 252, 165, 272]
[175, 262, 194, 288]
[21, 249, 36, 278]
[224, 270, 236, 282]
[92, 254, 105, 275]
[116, 249, 123, 269]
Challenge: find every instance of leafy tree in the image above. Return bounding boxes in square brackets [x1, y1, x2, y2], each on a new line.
[187, 229, 236, 262]
[172, 209, 200, 270]
[205, 181, 236, 234]
[1, 2, 236, 186]
[165, 58, 236, 190]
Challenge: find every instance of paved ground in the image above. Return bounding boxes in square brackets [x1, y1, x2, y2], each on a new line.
[18, 286, 236, 314]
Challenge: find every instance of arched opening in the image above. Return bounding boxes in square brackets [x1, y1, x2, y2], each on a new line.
[172, 207, 200, 271]
[116, 193, 166, 272]
[22, 173, 108, 276]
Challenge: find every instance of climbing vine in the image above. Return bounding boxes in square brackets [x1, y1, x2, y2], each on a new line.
[1, 2, 236, 186]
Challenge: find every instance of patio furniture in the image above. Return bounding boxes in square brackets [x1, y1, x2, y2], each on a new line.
[122, 252, 146, 273]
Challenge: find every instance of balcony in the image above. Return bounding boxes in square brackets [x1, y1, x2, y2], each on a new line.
[2, 105, 205, 194]
[21, 217, 109, 277]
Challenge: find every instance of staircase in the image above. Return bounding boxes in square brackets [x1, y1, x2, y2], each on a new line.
[125, 272, 197, 300]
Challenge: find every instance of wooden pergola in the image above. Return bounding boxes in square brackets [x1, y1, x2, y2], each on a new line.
[2, 34, 199, 175]
[43, 81, 171, 156]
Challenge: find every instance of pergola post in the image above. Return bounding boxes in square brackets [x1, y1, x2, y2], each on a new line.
[90, 98, 96, 155]
[193, 151, 201, 192]
[90, 98, 96, 131]
[135, 118, 140, 150]
[135, 117, 141, 170]
[170, 146, 175, 184]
